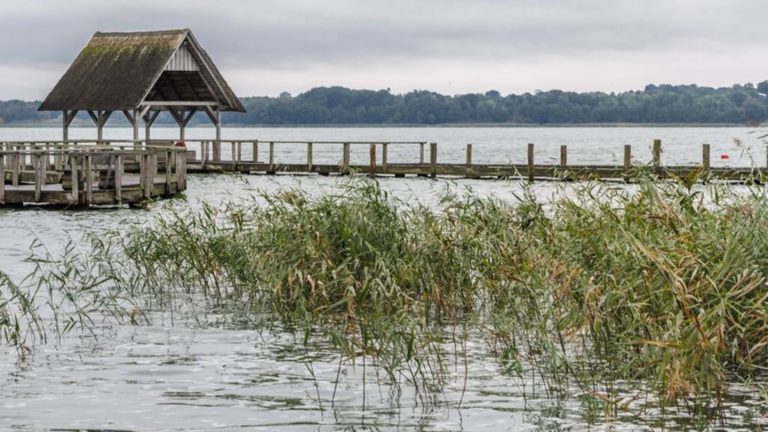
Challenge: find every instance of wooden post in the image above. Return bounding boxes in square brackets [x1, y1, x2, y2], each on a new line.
[419, 142, 425, 164]
[142, 154, 152, 199]
[343, 143, 350, 171]
[178, 152, 187, 190]
[369, 144, 376, 177]
[382, 143, 388, 172]
[623, 144, 632, 172]
[213, 109, 221, 162]
[139, 153, 145, 193]
[269, 142, 275, 170]
[115, 154, 123, 204]
[34, 154, 42, 202]
[62, 110, 77, 143]
[85, 154, 93, 205]
[429, 142, 437, 178]
[560, 145, 567, 167]
[11, 151, 19, 187]
[231, 142, 237, 172]
[144, 120, 151, 147]
[652, 139, 662, 167]
[466, 144, 473, 167]
[165, 151, 173, 192]
[71, 155, 79, 204]
[132, 109, 139, 148]
[252, 140, 259, 163]
[702, 144, 710, 171]
[307, 142, 313, 171]
[527, 143, 534, 182]
[202, 141, 209, 167]
[63, 111, 68, 143]
[41, 148, 48, 183]
[0, 153, 4, 203]
[465, 143, 473, 178]
[54, 143, 62, 171]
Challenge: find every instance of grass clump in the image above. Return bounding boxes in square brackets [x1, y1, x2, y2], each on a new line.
[25, 178, 768, 422]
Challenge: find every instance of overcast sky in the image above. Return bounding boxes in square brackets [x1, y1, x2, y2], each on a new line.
[0, 0, 766, 100]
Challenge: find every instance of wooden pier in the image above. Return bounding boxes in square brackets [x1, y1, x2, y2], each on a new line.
[2, 137, 764, 209]
[177, 138, 766, 183]
[0, 141, 187, 208]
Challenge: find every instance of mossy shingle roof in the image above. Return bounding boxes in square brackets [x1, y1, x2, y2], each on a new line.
[39, 29, 245, 112]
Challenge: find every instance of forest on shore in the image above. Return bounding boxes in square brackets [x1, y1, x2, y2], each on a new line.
[2, 82, 768, 126]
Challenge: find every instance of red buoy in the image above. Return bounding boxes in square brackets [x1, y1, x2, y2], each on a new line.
[720, 154, 730, 160]
[175, 140, 186, 147]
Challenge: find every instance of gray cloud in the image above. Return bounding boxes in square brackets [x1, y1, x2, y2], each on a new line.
[0, 0, 766, 99]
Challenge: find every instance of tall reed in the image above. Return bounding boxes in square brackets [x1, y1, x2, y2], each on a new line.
[23, 178, 768, 421]
[0, 269, 42, 352]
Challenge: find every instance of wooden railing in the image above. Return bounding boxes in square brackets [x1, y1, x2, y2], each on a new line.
[0, 142, 187, 207]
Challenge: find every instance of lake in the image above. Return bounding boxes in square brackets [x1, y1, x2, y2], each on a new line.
[1, 127, 767, 431]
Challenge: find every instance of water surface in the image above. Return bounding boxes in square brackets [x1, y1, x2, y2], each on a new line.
[1, 127, 767, 431]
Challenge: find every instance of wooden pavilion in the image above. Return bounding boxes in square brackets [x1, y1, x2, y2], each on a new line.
[38, 29, 245, 160]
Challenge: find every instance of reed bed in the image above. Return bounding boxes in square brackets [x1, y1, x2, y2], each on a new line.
[16, 177, 768, 422]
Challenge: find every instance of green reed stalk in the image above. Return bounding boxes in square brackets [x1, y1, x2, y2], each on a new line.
[22, 177, 768, 422]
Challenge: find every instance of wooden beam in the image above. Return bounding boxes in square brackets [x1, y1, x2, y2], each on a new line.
[142, 101, 219, 107]
[122, 110, 136, 127]
[168, 108, 184, 125]
[144, 110, 161, 127]
[63, 110, 78, 127]
[138, 105, 152, 120]
[143, 110, 161, 145]
[181, 109, 196, 126]
[63, 110, 78, 142]
[86, 110, 99, 125]
[203, 106, 219, 125]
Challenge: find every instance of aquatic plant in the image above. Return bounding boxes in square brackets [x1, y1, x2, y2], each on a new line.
[25, 177, 768, 424]
[0, 269, 42, 352]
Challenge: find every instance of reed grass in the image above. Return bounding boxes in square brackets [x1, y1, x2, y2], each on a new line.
[0, 269, 42, 352]
[21, 177, 768, 422]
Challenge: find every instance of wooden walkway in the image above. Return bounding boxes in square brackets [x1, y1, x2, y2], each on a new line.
[0, 142, 187, 207]
[180, 139, 766, 183]
[1, 137, 764, 209]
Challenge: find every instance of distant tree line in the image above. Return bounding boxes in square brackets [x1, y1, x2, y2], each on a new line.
[3, 82, 768, 126]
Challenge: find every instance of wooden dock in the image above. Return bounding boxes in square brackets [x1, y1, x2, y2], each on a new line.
[1, 137, 765, 209]
[0, 141, 187, 208]
[179, 138, 766, 183]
